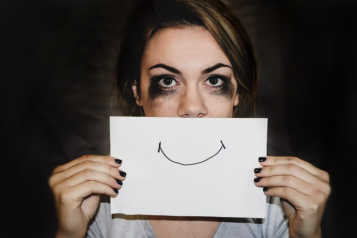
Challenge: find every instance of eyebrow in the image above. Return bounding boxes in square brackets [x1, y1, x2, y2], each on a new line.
[148, 63, 232, 75]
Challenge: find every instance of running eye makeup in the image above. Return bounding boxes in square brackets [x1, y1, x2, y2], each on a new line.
[148, 74, 179, 99]
[203, 74, 234, 97]
[148, 74, 235, 100]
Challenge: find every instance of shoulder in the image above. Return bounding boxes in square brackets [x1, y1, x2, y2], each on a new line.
[85, 195, 155, 238]
[219, 196, 289, 238]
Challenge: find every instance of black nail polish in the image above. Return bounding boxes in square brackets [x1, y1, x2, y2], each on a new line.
[115, 159, 122, 164]
[254, 168, 262, 173]
[254, 177, 262, 182]
[259, 157, 266, 162]
[116, 179, 123, 185]
[119, 171, 126, 177]
[113, 188, 118, 193]
[263, 187, 269, 192]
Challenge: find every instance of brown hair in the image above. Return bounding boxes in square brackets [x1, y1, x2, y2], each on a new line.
[112, 0, 258, 117]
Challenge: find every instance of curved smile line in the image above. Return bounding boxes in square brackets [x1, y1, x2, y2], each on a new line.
[158, 140, 226, 166]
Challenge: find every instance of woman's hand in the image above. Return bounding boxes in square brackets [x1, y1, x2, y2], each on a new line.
[49, 155, 126, 238]
[254, 156, 330, 238]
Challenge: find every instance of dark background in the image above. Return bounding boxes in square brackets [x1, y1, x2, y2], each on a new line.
[1, 0, 356, 237]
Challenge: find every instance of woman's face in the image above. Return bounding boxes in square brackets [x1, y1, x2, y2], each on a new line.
[132, 26, 239, 118]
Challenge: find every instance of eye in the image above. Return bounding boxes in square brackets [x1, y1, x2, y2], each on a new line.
[205, 76, 224, 87]
[158, 77, 178, 87]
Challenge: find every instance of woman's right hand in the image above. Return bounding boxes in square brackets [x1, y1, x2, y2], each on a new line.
[49, 155, 126, 238]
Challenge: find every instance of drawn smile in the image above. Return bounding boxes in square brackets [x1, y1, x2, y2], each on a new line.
[157, 140, 226, 166]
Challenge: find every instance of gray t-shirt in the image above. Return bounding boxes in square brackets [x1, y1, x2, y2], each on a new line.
[85, 195, 289, 238]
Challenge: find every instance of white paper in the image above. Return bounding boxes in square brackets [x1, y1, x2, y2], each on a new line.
[110, 117, 267, 218]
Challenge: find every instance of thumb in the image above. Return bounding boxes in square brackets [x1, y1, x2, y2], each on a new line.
[280, 198, 296, 219]
[81, 194, 101, 222]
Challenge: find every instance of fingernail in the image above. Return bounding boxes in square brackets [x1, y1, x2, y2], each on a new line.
[115, 159, 122, 164]
[113, 188, 118, 193]
[254, 177, 262, 182]
[119, 171, 127, 177]
[254, 168, 262, 173]
[263, 187, 269, 192]
[116, 179, 123, 185]
[259, 157, 266, 162]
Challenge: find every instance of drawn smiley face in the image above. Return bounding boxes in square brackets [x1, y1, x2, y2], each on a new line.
[158, 140, 226, 166]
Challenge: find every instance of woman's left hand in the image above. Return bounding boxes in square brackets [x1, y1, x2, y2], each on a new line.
[254, 156, 331, 238]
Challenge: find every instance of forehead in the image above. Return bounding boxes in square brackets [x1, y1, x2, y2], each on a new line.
[142, 26, 231, 70]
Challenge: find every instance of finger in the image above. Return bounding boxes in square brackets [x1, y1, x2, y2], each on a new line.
[50, 160, 125, 188]
[254, 164, 327, 189]
[259, 156, 329, 183]
[58, 169, 123, 191]
[254, 176, 322, 196]
[53, 155, 122, 174]
[119, 169, 127, 179]
[59, 181, 118, 205]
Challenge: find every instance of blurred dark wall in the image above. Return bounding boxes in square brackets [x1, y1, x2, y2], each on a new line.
[1, 0, 356, 237]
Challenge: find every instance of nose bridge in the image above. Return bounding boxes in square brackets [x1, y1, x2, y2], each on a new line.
[177, 82, 208, 118]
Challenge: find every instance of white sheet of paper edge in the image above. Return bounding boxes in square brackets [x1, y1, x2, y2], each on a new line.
[110, 117, 267, 218]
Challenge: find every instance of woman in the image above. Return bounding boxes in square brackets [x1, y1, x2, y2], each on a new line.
[49, 0, 330, 237]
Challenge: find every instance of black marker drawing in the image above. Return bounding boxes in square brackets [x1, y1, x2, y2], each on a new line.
[158, 140, 226, 166]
